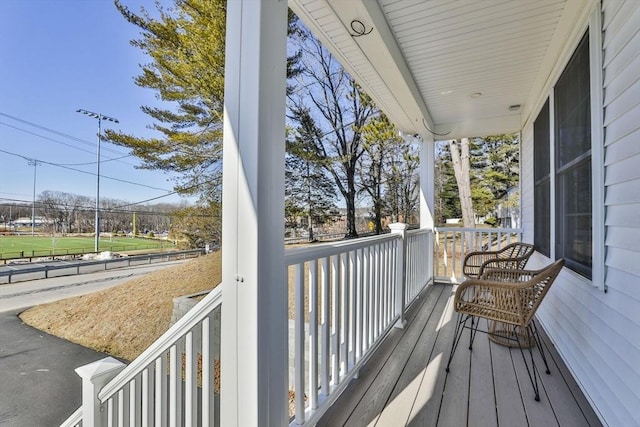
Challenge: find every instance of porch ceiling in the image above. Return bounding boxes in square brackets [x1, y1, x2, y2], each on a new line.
[289, 0, 589, 139]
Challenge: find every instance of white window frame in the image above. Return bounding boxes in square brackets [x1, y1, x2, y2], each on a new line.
[534, 6, 605, 290]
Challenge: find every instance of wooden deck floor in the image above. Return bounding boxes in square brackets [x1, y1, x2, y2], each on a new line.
[317, 284, 602, 427]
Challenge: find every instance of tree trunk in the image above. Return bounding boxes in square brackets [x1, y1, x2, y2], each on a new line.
[345, 174, 359, 238]
[450, 138, 475, 247]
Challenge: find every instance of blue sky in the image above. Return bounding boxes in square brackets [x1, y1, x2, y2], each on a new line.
[0, 0, 193, 207]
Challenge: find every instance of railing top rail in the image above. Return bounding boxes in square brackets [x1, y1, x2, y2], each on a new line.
[284, 233, 400, 265]
[434, 227, 524, 234]
[59, 407, 82, 427]
[98, 283, 223, 402]
[406, 228, 432, 237]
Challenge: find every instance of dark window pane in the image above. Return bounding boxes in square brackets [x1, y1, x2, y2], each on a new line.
[554, 31, 592, 278]
[556, 33, 591, 168]
[534, 99, 550, 256]
[556, 159, 592, 276]
[534, 178, 550, 256]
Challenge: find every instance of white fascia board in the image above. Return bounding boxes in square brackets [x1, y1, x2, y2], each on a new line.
[356, 0, 435, 132]
[436, 114, 522, 140]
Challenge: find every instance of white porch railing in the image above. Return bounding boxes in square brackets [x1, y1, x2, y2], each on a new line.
[433, 227, 523, 283]
[285, 226, 432, 426]
[61, 285, 223, 426]
[62, 225, 434, 427]
[59, 407, 82, 427]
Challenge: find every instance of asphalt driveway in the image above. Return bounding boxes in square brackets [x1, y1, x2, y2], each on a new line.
[0, 309, 113, 427]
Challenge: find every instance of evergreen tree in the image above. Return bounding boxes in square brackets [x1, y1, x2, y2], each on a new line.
[106, 2, 302, 203]
[106, 0, 227, 200]
[359, 115, 402, 234]
[286, 112, 338, 240]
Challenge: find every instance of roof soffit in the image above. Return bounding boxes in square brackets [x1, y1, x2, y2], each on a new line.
[291, 0, 592, 139]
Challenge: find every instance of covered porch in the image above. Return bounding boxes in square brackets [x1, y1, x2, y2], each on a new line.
[60, 0, 639, 425]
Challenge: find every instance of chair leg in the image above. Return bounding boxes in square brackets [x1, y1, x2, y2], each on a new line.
[530, 320, 551, 375]
[468, 316, 480, 350]
[445, 313, 467, 373]
[514, 325, 541, 401]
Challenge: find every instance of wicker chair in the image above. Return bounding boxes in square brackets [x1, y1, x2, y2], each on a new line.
[463, 242, 535, 279]
[445, 258, 565, 401]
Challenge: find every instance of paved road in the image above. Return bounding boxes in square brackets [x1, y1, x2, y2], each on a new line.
[0, 259, 187, 313]
[0, 260, 187, 426]
[0, 309, 113, 426]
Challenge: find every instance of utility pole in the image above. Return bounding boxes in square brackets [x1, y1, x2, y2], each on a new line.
[27, 159, 40, 236]
[76, 109, 119, 253]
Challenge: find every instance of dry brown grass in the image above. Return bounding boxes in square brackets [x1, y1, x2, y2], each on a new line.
[20, 252, 222, 361]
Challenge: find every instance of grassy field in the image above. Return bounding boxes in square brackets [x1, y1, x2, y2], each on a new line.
[0, 235, 175, 259]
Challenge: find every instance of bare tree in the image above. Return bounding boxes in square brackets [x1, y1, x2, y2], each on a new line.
[289, 31, 375, 238]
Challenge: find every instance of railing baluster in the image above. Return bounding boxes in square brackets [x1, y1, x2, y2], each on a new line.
[372, 244, 379, 338]
[331, 254, 340, 384]
[355, 248, 364, 360]
[117, 387, 126, 427]
[202, 315, 213, 427]
[169, 343, 181, 426]
[294, 262, 305, 423]
[363, 246, 371, 352]
[142, 366, 152, 426]
[130, 377, 139, 427]
[349, 250, 356, 369]
[155, 354, 167, 426]
[185, 330, 197, 426]
[309, 259, 319, 410]
[340, 252, 349, 375]
[320, 256, 330, 397]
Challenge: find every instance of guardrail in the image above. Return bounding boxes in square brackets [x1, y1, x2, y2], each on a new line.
[0, 249, 204, 284]
[0, 243, 177, 264]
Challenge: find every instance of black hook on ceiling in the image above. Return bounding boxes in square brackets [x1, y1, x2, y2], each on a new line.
[350, 19, 373, 37]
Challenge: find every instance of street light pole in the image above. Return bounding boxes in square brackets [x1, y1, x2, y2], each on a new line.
[27, 159, 40, 236]
[76, 109, 119, 253]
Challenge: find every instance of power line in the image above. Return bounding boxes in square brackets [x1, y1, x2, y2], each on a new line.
[0, 148, 173, 193]
[0, 121, 137, 166]
[0, 197, 180, 217]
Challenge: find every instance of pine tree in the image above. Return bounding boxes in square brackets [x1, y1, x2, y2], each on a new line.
[286, 112, 338, 240]
[359, 115, 402, 234]
[106, 0, 227, 200]
[106, 2, 302, 203]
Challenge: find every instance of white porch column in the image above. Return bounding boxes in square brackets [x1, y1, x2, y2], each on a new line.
[220, 0, 288, 426]
[419, 133, 435, 229]
[419, 133, 435, 283]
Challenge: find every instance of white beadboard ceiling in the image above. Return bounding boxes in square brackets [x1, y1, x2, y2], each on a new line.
[290, 0, 592, 139]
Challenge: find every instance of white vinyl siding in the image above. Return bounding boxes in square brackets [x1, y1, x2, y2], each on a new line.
[524, 2, 640, 426]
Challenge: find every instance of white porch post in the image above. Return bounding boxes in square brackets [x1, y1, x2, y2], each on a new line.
[419, 133, 435, 281]
[419, 133, 435, 229]
[75, 357, 125, 427]
[220, 0, 288, 426]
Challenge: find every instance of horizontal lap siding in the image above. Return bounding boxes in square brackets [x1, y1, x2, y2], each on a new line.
[525, 2, 640, 426]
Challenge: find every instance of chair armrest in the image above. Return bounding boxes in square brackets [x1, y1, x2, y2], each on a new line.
[454, 278, 531, 325]
[462, 250, 502, 278]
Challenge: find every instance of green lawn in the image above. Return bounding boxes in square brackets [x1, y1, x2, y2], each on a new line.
[0, 235, 175, 259]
